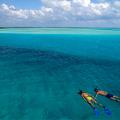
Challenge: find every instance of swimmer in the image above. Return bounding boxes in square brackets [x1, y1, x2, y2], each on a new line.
[78, 90, 111, 116]
[94, 88, 120, 102]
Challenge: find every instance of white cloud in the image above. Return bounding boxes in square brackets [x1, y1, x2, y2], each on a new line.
[0, 0, 120, 27]
[90, 2, 110, 15]
[42, 0, 72, 11]
[73, 0, 91, 7]
[0, 4, 28, 19]
[1, 3, 9, 10]
[60, 0, 72, 11]
[0, 3, 53, 19]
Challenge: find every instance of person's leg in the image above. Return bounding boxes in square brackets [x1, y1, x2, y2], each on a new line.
[113, 96, 120, 99]
[89, 101, 100, 116]
[88, 101, 95, 109]
[111, 97, 120, 102]
[93, 100, 105, 108]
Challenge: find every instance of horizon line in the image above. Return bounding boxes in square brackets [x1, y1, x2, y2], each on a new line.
[0, 27, 120, 29]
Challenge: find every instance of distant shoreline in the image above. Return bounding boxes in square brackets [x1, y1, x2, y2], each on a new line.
[0, 27, 120, 29]
[0, 27, 120, 35]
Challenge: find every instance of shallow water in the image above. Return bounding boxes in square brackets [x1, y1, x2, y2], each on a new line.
[0, 28, 120, 120]
[0, 28, 120, 35]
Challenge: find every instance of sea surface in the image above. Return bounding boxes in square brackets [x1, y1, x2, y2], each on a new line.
[0, 28, 120, 120]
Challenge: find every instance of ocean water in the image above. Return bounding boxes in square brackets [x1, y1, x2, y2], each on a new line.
[0, 28, 120, 120]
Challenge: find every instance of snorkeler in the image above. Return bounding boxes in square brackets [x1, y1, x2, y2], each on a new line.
[78, 90, 111, 116]
[94, 88, 120, 102]
[78, 90, 105, 109]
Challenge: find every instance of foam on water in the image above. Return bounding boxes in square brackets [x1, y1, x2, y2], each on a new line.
[0, 28, 120, 120]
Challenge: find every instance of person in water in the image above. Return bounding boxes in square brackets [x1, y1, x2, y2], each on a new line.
[78, 90, 105, 110]
[94, 88, 120, 102]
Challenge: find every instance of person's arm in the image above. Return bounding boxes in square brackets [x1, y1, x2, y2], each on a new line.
[89, 94, 97, 100]
[94, 92, 99, 98]
[96, 102, 105, 108]
[82, 95, 87, 102]
[95, 94, 98, 98]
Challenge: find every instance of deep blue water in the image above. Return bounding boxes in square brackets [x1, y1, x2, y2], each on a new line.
[0, 29, 120, 120]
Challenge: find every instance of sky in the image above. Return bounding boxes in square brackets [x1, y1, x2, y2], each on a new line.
[0, 0, 120, 27]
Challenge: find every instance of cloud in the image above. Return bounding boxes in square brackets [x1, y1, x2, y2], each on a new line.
[42, 0, 72, 11]
[0, 0, 120, 27]
[0, 3, 53, 19]
[73, 0, 91, 7]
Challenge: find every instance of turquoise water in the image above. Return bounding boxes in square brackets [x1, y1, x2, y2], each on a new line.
[0, 28, 120, 120]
